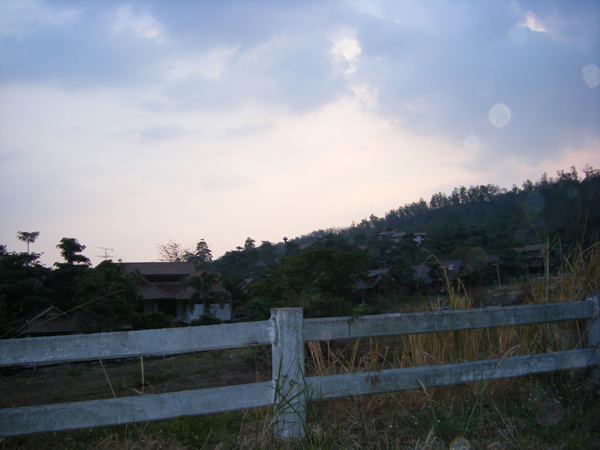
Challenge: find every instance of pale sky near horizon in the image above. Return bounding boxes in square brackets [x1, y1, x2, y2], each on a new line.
[1, 0, 599, 267]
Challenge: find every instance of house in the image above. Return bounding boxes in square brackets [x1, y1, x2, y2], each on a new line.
[412, 260, 464, 291]
[358, 269, 403, 295]
[513, 244, 550, 275]
[122, 262, 232, 324]
[373, 228, 427, 245]
[239, 278, 258, 294]
[16, 306, 86, 337]
[413, 232, 427, 245]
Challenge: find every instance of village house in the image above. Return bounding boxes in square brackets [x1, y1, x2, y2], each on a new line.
[411, 260, 464, 292]
[512, 244, 552, 276]
[123, 262, 232, 324]
[373, 228, 427, 245]
[358, 269, 403, 296]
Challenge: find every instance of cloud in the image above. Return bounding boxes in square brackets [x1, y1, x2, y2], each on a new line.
[331, 36, 362, 74]
[110, 5, 162, 40]
[521, 11, 547, 33]
[0, 0, 598, 266]
[0, 0, 80, 40]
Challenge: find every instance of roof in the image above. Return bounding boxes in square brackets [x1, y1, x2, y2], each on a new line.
[122, 262, 200, 302]
[412, 260, 464, 283]
[513, 244, 546, 256]
[122, 262, 197, 276]
[359, 269, 399, 290]
[17, 306, 86, 336]
[135, 277, 198, 301]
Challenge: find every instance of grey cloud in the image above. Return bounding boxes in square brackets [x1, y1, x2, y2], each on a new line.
[353, 2, 599, 163]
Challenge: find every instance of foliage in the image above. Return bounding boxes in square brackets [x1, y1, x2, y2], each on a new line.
[185, 239, 213, 270]
[55, 237, 91, 266]
[253, 246, 366, 300]
[16, 231, 39, 254]
[132, 311, 174, 330]
[156, 240, 191, 262]
[0, 237, 145, 337]
[0, 247, 50, 337]
[185, 271, 229, 314]
[71, 260, 142, 332]
[190, 314, 223, 326]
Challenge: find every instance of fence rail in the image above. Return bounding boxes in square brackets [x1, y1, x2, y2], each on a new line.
[1, 296, 598, 439]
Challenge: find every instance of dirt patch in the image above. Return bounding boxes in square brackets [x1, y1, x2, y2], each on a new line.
[0, 346, 272, 409]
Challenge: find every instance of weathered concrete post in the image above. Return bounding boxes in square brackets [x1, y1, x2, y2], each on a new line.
[271, 308, 305, 439]
[587, 293, 600, 380]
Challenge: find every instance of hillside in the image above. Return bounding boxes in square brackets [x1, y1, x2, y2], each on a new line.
[214, 166, 600, 275]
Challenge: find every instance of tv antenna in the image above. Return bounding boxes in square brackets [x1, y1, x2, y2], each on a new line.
[96, 247, 115, 260]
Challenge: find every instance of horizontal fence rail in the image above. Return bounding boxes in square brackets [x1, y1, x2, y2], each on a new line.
[303, 301, 595, 341]
[0, 319, 276, 367]
[0, 382, 275, 437]
[307, 349, 598, 401]
[1, 296, 598, 439]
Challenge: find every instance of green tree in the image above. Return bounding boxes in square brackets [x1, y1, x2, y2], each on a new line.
[252, 246, 367, 310]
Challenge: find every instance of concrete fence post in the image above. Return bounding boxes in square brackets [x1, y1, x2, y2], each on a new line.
[271, 308, 305, 439]
[587, 293, 600, 381]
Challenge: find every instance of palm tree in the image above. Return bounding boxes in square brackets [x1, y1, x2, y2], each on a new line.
[17, 231, 40, 254]
[186, 272, 229, 316]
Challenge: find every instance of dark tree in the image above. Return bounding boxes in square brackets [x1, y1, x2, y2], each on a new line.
[56, 237, 90, 266]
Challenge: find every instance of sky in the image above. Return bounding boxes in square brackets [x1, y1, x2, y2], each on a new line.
[1, 0, 599, 267]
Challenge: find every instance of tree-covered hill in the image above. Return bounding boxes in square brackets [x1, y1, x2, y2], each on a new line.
[288, 166, 600, 258]
[211, 166, 600, 312]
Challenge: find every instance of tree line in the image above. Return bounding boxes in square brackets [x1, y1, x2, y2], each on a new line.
[3, 166, 599, 331]
[0, 236, 149, 338]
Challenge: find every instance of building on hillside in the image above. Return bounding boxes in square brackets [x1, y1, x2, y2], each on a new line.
[373, 228, 427, 245]
[512, 244, 552, 276]
[123, 262, 232, 324]
[411, 260, 464, 292]
[16, 306, 86, 337]
[358, 269, 403, 296]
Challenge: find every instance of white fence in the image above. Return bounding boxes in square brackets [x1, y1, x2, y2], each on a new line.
[1, 296, 598, 439]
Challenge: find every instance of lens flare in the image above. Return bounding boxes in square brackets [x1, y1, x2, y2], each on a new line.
[536, 399, 564, 426]
[489, 104, 511, 128]
[525, 191, 545, 213]
[465, 135, 480, 151]
[582, 64, 599, 89]
[450, 437, 471, 450]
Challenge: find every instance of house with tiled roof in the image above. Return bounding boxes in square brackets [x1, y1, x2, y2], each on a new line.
[123, 262, 231, 324]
